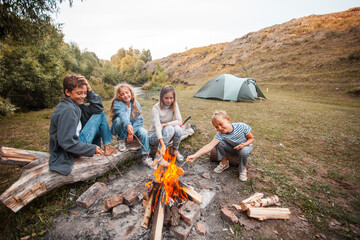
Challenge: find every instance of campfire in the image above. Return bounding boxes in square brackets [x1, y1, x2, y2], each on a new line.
[141, 148, 202, 240]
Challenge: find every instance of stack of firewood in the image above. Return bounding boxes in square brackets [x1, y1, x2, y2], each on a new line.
[0, 147, 36, 166]
[233, 192, 291, 221]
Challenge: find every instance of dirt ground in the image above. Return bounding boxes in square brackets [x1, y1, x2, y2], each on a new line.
[45, 146, 322, 240]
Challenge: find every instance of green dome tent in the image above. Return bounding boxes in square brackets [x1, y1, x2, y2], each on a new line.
[193, 74, 266, 102]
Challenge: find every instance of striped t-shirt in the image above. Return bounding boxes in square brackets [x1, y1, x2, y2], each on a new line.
[214, 122, 251, 147]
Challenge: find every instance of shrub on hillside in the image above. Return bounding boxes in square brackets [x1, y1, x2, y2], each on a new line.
[0, 97, 17, 117]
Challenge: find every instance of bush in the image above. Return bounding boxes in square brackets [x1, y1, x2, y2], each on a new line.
[0, 97, 17, 117]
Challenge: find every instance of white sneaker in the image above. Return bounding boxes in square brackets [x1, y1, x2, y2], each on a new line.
[239, 168, 247, 181]
[142, 156, 154, 169]
[176, 151, 184, 162]
[214, 161, 229, 173]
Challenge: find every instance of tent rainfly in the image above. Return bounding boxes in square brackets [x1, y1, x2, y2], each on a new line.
[193, 74, 266, 102]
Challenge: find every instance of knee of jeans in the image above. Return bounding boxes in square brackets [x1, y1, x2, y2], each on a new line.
[137, 127, 148, 137]
[174, 125, 182, 137]
[216, 141, 226, 150]
[239, 147, 251, 157]
[163, 126, 175, 136]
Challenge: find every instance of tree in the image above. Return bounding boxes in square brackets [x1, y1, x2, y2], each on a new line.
[140, 49, 152, 63]
[0, 26, 67, 111]
[0, 0, 78, 43]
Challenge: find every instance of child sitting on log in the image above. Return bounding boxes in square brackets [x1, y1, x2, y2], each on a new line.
[49, 75, 115, 176]
[186, 110, 254, 181]
[109, 83, 153, 169]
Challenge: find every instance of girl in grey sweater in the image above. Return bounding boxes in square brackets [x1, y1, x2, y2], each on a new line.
[149, 85, 184, 164]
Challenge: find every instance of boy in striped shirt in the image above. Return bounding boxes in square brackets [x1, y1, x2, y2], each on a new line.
[186, 110, 254, 181]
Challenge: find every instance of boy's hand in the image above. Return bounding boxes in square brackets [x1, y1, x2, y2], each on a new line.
[234, 143, 245, 150]
[95, 146, 103, 155]
[186, 155, 196, 163]
[78, 75, 92, 92]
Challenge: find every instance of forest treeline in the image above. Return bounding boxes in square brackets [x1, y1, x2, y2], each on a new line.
[0, 0, 167, 116]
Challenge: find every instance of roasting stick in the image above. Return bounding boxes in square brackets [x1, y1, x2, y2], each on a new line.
[102, 150, 123, 176]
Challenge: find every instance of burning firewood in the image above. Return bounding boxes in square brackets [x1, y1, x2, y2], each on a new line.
[141, 147, 202, 240]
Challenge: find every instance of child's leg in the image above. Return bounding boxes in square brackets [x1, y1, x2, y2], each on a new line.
[111, 117, 127, 140]
[135, 127, 150, 156]
[79, 112, 113, 146]
[237, 145, 253, 172]
[171, 125, 183, 150]
[79, 114, 102, 144]
[97, 112, 113, 146]
[215, 141, 234, 164]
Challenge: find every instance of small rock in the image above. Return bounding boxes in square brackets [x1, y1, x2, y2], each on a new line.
[196, 223, 206, 235]
[202, 173, 211, 179]
[112, 204, 130, 219]
[221, 208, 238, 224]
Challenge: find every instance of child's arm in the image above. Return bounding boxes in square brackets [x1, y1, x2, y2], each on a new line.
[234, 131, 254, 150]
[186, 139, 219, 163]
[165, 103, 182, 127]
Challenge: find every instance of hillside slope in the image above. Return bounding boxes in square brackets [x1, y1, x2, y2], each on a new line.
[144, 8, 360, 94]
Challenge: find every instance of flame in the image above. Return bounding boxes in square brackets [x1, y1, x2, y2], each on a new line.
[153, 148, 188, 205]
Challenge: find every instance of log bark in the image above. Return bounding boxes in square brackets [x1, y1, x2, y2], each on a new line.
[0, 124, 196, 213]
[247, 207, 291, 220]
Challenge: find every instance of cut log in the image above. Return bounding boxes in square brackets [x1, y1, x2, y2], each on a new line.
[0, 124, 196, 213]
[181, 185, 202, 205]
[247, 207, 291, 221]
[164, 205, 181, 226]
[141, 182, 160, 229]
[241, 192, 264, 205]
[1, 147, 36, 160]
[1, 147, 36, 166]
[150, 187, 165, 240]
[240, 195, 280, 211]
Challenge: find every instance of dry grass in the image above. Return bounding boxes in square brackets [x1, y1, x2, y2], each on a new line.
[0, 84, 359, 238]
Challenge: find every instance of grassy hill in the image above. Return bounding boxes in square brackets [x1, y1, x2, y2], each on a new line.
[144, 7, 360, 96]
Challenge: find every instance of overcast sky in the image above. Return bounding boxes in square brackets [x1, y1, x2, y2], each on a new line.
[52, 0, 359, 60]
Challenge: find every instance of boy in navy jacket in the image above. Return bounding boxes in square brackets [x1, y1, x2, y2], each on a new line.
[49, 75, 115, 175]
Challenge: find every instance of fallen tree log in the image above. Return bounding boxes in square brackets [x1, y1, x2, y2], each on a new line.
[0, 124, 195, 213]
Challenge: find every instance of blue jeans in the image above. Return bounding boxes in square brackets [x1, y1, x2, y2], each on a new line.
[79, 112, 113, 147]
[149, 125, 182, 159]
[216, 140, 253, 171]
[111, 117, 150, 156]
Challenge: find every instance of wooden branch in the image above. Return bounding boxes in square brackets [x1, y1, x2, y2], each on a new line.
[247, 207, 291, 221]
[0, 124, 195, 213]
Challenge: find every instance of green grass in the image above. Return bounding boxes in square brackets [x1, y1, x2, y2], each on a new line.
[0, 83, 359, 239]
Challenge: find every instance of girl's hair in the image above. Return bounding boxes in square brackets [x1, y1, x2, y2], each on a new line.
[159, 85, 176, 112]
[110, 83, 140, 120]
[63, 74, 86, 96]
[211, 110, 230, 123]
